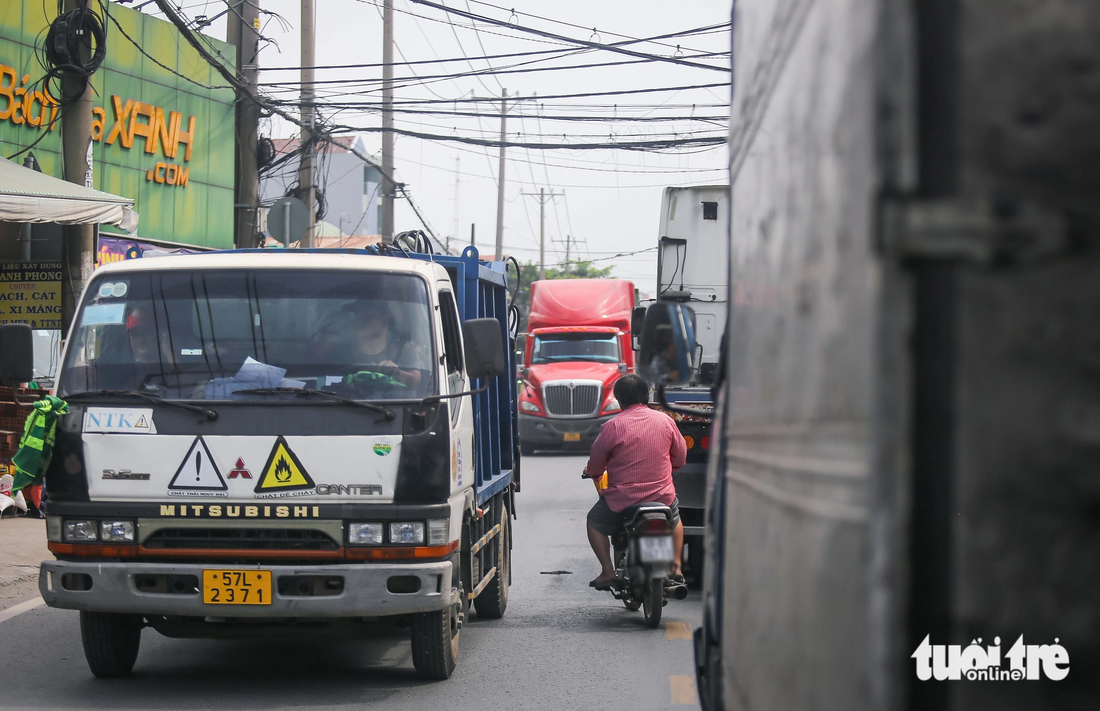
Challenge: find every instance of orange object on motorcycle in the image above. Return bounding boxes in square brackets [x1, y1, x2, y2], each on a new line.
[592, 471, 609, 493]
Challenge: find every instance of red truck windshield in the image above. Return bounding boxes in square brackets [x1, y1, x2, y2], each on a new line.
[531, 333, 619, 364]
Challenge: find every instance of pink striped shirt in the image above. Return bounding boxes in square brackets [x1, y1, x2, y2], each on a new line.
[587, 404, 686, 512]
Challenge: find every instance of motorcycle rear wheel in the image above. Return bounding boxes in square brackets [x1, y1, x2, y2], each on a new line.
[642, 578, 664, 628]
[623, 597, 642, 612]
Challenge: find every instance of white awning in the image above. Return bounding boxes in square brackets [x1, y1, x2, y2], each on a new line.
[0, 155, 138, 232]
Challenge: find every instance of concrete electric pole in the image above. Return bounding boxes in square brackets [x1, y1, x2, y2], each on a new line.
[522, 188, 563, 280]
[298, 0, 316, 248]
[60, 0, 96, 334]
[228, 0, 261, 248]
[380, 0, 395, 243]
[494, 89, 507, 260]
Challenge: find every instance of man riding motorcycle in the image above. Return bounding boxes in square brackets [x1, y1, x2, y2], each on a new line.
[584, 374, 687, 589]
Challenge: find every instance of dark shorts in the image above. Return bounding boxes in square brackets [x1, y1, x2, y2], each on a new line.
[587, 496, 680, 536]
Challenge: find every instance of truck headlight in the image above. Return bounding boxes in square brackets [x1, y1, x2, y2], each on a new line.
[603, 398, 621, 413]
[63, 519, 98, 542]
[427, 519, 449, 546]
[389, 522, 425, 545]
[99, 520, 135, 543]
[348, 522, 384, 545]
[520, 401, 541, 413]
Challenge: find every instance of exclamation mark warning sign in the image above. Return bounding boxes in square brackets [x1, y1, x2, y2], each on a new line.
[167, 437, 228, 497]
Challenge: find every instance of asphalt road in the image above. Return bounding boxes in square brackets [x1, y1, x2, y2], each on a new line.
[0, 453, 701, 711]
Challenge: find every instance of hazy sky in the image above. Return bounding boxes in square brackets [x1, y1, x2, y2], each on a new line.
[150, 0, 731, 294]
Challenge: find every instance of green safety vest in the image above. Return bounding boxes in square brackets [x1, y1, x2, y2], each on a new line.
[12, 395, 68, 494]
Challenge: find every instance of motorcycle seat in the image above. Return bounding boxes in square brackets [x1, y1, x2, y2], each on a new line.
[620, 502, 673, 528]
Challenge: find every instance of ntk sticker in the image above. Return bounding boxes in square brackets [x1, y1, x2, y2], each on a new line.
[167, 437, 228, 497]
[254, 437, 315, 498]
[373, 441, 393, 456]
[84, 408, 156, 434]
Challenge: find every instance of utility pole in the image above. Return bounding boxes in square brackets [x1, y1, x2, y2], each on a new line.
[60, 0, 95, 334]
[449, 155, 460, 252]
[521, 188, 563, 280]
[229, 0, 261, 248]
[564, 234, 571, 275]
[494, 88, 507, 260]
[380, 0, 395, 243]
[298, 0, 316, 248]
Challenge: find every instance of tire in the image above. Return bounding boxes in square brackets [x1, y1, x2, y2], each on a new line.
[80, 611, 142, 678]
[642, 577, 664, 628]
[520, 440, 534, 457]
[410, 603, 460, 680]
[473, 504, 510, 619]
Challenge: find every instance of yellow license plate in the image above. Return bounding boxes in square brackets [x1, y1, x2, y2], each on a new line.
[202, 569, 272, 605]
[563, 433, 581, 442]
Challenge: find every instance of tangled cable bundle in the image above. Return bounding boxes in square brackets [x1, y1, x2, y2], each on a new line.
[38, 1, 107, 106]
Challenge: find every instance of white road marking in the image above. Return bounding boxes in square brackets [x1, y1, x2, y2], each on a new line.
[0, 597, 46, 624]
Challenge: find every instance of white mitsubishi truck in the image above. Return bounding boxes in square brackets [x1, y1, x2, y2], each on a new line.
[29, 246, 519, 680]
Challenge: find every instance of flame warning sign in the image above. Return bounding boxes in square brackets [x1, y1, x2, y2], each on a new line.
[254, 436, 315, 498]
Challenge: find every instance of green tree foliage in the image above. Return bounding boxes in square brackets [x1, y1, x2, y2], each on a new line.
[511, 260, 614, 331]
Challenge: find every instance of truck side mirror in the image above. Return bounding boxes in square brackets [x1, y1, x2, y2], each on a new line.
[631, 306, 647, 351]
[638, 303, 696, 386]
[462, 318, 506, 379]
[0, 323, 34, 388]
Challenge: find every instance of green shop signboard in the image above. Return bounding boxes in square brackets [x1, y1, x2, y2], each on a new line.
[0, 0, 236, 248]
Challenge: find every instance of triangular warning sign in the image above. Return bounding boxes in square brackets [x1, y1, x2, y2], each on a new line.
[168, 437, 227, 491]
[135, 415, 149, 429]
[254, 436, 314, 493]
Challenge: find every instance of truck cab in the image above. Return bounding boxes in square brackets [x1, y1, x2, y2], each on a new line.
[34, 247, 517, 680]
[517, 279, 634, 454]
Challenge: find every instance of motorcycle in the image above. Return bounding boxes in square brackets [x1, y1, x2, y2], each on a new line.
[583, 471, 689, 628]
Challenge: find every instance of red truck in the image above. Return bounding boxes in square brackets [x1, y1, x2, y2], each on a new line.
[518, 279, 636, 454]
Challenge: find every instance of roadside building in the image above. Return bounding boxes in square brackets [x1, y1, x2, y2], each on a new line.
[259, 136, 381, 244]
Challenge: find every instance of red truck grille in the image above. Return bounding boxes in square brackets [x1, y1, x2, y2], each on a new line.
[543, 381, 601, 417]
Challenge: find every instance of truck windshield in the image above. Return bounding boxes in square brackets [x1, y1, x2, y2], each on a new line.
[58, 269, 435, 401]
[531, 333, 619, 364]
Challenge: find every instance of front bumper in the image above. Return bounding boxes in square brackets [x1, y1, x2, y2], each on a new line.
[39, 559, 455, 618]
[519, 412, 613, 448]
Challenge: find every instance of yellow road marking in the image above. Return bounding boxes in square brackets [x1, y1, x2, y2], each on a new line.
[666, 621, 692, 640]
[670, 675, 698, 705]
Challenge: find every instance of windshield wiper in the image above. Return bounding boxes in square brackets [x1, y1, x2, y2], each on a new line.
[232, 388, 396, 420]
[66, 390, 219, 421]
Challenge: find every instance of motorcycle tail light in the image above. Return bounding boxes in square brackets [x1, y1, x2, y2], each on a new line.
[701, 435, 711, 450]
[643, 517, 672, 535]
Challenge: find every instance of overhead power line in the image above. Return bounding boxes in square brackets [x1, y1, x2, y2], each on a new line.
[330, 122, 725, 151]
[258, 26, 728, 73]
[465, 0, 726, 54]
[274, 82, 730, 107]
[409, 0, 731, 72]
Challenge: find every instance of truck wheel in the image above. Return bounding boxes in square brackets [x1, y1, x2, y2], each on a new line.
[642, 578, 663, 628]
[80, 611, 142, 678]
[473, 504, 510, 619]
[410, 602, 461, 680]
